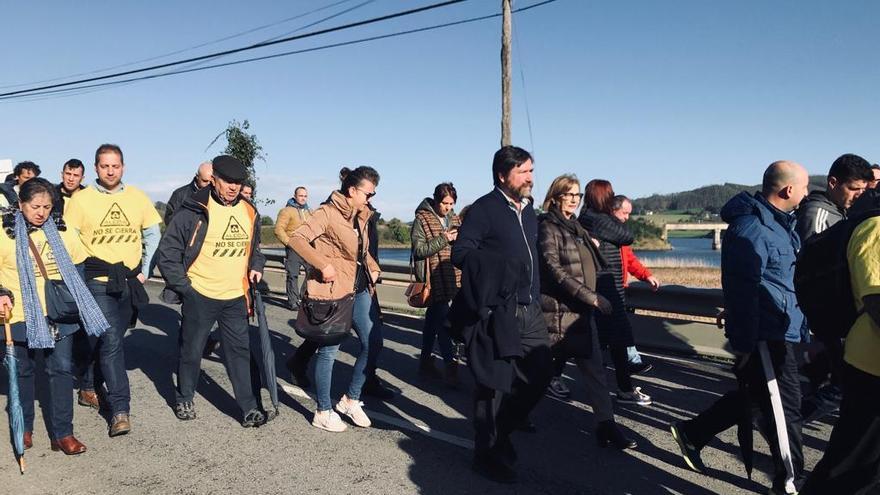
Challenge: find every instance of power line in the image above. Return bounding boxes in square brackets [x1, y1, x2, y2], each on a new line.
[0, 0, 360, 90]
[0, 0, 471, 99]
[1, 0, 560, 103]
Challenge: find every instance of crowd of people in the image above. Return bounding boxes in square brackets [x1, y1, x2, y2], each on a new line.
[2, 145, 879, 494]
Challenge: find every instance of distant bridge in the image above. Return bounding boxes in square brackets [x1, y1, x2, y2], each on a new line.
[661, 223, 727, 250]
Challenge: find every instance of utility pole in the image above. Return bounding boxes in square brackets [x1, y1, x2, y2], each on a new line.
[501, 0, 512, 147]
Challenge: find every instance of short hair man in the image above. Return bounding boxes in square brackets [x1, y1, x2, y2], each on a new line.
[796, 153, 873, 241]
[54, 158, 86, 215]
[164, 161, 213, 225]
[274, 186, 311, 309]
[451, 146, 552, 483]
[672, 161, 811, 494]
[157, 155, 267, 427]
[64, 144, 163, 437]
[800, 202, 880, 494]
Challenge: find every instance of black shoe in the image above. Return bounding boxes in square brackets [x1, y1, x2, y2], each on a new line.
[241, 408, 266, 428]
[285, 356, 311, 389]
[202, 337, 220, 358]
[175, 401, 197, 421]
[472, 454, 517, 484]
[362, 376, 395, 401]
[670, 422, 705, 473]
[546, 376, 571, 400]
[629, 361, 654, 376]
[494, 436, 518, 464]
[263, 407, 279, 423]
[596, 420, 637, 449]
[516, 419, 537, 434]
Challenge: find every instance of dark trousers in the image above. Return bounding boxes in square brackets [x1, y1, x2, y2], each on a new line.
[682, 341, 804, 491]
[609, 345, 634, 392]
[801, 364, 880, 495]
[176, 290, 257, 415]
[87, 280, 133, 415]
[15, 333, 75, 439]
[473, 302, 553, 458]
[72, 328, 95, 391]
[284, 247, 306, 307]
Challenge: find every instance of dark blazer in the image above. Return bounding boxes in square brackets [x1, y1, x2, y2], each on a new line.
[452, 188, 539, 305]
[164, 178, 201, 226]
[538, 210, 605, 358]
[448, 250, 522, 392]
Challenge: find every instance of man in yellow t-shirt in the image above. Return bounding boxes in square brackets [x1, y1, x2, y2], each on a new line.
[801, 215, 880, 494]
[157, 155, 266, 427]
[64, 144, 162, 438]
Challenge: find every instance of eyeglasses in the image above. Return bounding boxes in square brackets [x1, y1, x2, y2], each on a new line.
[357, 188, 376, 199]
[559, 192, 584, 200]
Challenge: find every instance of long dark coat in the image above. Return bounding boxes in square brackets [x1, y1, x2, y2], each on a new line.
[578, 208, 635, 348]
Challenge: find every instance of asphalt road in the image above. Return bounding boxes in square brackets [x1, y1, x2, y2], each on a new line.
[0, 282, 835, 494]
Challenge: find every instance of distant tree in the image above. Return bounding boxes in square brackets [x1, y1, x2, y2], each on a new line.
[380, 218, 411, 245]
[260, 216, 274, 226]
[207, 119, 274, 206]
[154, 201, 167, 219]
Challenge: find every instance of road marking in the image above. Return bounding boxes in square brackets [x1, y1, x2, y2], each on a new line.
[279, 383, 474, 450]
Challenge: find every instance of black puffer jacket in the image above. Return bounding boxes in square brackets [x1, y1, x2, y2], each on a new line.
[578, 208, 634, 348]
[538, 210, 606, 358]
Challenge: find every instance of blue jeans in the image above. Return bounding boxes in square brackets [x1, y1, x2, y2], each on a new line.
[422, 301, 454, 363]
[314, 290, 381, 411]
[626, 345, 642, 365]
[87, 280, 133, 415]
[14, 326, 77, 439]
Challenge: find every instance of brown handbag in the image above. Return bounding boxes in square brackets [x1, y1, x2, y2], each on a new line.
[405, 254, 431, 308]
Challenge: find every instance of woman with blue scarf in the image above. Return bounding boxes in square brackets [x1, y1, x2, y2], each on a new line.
[0, 178, 109, 455]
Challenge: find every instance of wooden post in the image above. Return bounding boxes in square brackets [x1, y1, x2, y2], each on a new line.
[712, 228, 722, 250]
[501, 0, 512, 147]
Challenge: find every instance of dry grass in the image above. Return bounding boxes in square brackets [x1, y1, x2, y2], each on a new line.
[650, 267, 720, 289]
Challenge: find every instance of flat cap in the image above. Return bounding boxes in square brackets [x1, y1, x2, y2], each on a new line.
[212, 155, 247, 182]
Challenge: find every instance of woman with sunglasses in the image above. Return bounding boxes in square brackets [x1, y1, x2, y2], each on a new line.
[289, 166, 382, 432]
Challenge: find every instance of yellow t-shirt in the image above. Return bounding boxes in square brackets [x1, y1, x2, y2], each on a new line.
[187, 197, 254, 300]
[0, 228, 87, 324]
[845, 216, 880, 377]
[64, 185, 162, 271]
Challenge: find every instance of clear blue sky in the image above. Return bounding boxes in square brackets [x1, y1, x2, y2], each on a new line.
[2, 0, 878, 220]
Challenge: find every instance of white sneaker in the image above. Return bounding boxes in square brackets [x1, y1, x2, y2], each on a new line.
[335, 395, 371, 428]
[312, 410, 348, 432]
[617, 387, 652, 406]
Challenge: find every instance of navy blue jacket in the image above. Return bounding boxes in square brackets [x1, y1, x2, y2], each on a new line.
[720, 192, 808, 353]
[452, 188, 539, 305]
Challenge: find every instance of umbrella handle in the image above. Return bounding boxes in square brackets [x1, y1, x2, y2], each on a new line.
[3, 309, 11, 347]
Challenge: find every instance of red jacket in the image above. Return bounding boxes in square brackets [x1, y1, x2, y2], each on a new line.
[621, 246, 652, 287]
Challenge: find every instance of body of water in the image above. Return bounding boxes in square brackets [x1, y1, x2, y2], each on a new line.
[378, 237, 721, 268]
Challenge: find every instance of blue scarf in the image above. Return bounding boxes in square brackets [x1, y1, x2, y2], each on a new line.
[15, 212, 110, 348]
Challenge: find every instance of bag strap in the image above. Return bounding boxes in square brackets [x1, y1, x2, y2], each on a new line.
[27, 235, 50, 280]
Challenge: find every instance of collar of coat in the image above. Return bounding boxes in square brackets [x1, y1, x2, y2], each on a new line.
[328, 190, 373, 224]
[181, 185, 257, 219]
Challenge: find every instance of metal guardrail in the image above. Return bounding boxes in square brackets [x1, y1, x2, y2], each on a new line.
[262, 248, 732, 358]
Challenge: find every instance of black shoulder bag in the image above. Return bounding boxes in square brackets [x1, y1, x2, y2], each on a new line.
[28, 236, 80, 324]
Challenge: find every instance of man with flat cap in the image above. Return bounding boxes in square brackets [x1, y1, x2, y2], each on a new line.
[157, 155, 267, 427]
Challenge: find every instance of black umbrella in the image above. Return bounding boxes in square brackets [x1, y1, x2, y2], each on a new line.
[250, 290, 279, 414]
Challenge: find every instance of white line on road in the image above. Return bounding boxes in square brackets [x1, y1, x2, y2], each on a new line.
[278, 382, 475, 450]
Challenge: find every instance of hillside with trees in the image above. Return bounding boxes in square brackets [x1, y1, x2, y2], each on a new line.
[632, 175, 826, 214]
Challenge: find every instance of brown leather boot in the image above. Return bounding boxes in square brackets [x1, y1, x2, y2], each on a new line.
[109, 413, 131, 437]
[78, 389, 100, 409]
[23, 431, 32, 450]
[51, 435, 87, 455]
